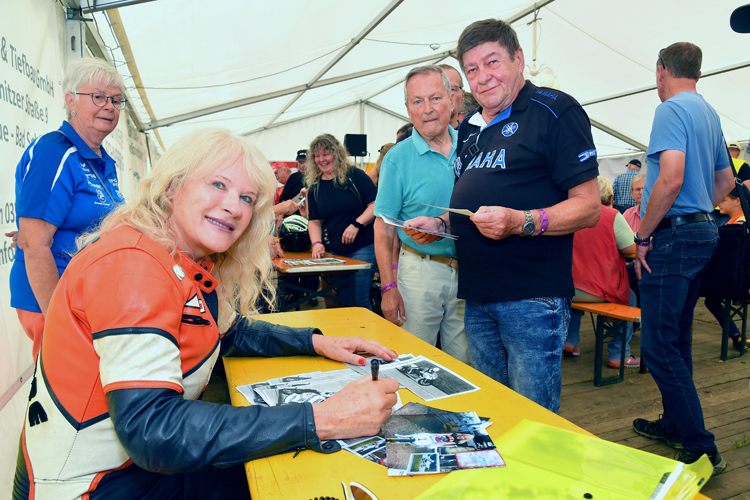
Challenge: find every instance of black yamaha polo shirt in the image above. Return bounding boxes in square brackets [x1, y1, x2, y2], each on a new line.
[450, 81, 599, 302]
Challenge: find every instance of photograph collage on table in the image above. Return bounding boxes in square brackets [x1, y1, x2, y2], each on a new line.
[384, 410, 503, 476]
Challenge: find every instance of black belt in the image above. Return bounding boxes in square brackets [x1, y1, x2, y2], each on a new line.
[654, 212, 712, 233]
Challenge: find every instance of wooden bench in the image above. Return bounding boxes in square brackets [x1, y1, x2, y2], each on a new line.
[571, 302, 642, 387]
[718, 299, 748, 360]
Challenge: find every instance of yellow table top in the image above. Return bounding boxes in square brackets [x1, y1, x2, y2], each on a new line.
[224, 308, 708, 500]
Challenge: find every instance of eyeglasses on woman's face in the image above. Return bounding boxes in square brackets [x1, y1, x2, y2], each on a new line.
[74, 92, 127, 110]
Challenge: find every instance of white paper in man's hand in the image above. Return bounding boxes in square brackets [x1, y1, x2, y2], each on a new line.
[376, 213, 458, 240]
[421, 203, 474, 217]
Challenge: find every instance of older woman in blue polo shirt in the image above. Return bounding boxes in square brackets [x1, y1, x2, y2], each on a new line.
[11, 57, 126, 360]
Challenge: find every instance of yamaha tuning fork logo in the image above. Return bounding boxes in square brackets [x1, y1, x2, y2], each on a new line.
[502, 122, 518, 137]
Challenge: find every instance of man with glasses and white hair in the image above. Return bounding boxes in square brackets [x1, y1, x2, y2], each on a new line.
[631, 42, 733, 477]
[374, 65, 471, 366]
[439, 64, 466, 129]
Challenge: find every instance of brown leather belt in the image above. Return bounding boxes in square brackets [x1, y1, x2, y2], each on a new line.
[402, 244, 458, 269]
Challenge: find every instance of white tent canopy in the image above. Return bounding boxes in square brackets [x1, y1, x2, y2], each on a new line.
[81, 0, 750, 163]
[1, 0, 749, 493]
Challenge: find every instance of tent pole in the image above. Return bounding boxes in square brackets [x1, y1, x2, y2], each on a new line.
[505, 0, 557, 24]
[144, 50, 451, 131]
[107, 8, 165, 149]
[360, 101, 365, 135]
[361, 54, 453, 102]
[582, 60, 750, 107]
[589, 119, 647, 152]
[242, 102, 359, 137]
[80, 0, 159, 13]
[365, 101, 409, 122]
[261, 0, 404, 129]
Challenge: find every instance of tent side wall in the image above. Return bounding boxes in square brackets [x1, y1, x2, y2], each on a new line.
[0, 2, 150, 494]
[0, 2, 67, 492]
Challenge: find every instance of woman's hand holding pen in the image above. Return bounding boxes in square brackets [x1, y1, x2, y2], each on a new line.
[311, 338, 398, 439]
[313, 376, 398, 439]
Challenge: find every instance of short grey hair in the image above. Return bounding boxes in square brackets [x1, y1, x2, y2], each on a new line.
[630, 172, 646, 190]
[62, 57, 127, 119]
[403, 65, 452, 102]
[439, 64, 463, 89]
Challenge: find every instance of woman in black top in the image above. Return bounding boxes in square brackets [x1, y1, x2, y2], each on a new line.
[305, 134, 377, 310]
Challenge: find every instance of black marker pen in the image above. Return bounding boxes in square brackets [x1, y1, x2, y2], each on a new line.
[371, 359, 379, 381]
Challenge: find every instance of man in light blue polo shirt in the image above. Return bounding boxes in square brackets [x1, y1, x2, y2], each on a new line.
[374, 65, 470, 365]
[632, 42, 733, 477]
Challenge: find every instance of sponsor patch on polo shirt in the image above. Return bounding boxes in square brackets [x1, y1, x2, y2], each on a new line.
[578, 149, 597, 162]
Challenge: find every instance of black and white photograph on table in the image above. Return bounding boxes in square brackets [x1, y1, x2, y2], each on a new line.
[382, 355, 480, 401]
[345, 353, 415, 376]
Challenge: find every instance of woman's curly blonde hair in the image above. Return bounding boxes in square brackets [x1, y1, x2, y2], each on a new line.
[304, 133, 353, 188]
[78, 128, 277, 329]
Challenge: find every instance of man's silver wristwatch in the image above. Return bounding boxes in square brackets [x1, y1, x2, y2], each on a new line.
[521, 210, 535, 236]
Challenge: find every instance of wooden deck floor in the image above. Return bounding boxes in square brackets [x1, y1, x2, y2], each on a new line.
[560, 301, 750, 500]
[204, 300, 750, 499]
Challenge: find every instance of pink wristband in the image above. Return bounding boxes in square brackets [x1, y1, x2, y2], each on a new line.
[311, 241, 322, 246]
[381, 282, 397, 293]
[392, 263, 399, 270]
[537, 208, 549, 235]
[637, 241, 651, 247]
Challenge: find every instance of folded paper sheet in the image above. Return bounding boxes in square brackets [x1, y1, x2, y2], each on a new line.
[414, 419, 712, 500]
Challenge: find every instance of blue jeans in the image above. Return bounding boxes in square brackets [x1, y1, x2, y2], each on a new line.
[333, 244, 376, 310]
[566, 289, 637, 360]
[464, 297, 570, 414]
[639, 219, 718, 453]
